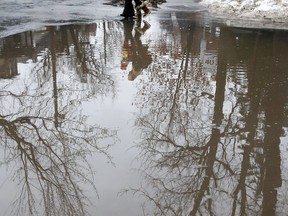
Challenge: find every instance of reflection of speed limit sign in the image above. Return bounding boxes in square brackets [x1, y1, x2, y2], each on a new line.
[205, 56, 216, 65]
[204, 53, 217, 72]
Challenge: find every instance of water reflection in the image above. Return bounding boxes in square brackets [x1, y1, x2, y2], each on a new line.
[121, 19, 152, 81]
[1, 15, 288, 216]
[130, 23, 288, 215]
[0, 23, 120, 215]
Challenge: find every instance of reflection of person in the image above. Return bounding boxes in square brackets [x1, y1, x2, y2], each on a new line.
[120, 19, 152, 81]
[120, 0, 151, 20]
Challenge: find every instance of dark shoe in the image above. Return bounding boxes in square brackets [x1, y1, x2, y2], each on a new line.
[128, 16, 137, 20]
[143, 7, 151, 17]
[120, 14, 137, 21]
[120, 13, 135, 18]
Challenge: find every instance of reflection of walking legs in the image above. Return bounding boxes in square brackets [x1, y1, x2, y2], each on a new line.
[135, 20, 151, 35]
[135, 8, 142, 20]
[126, 18, 152, 81]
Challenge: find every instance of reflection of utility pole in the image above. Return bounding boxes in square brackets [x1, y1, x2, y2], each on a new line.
[60, 26, 70, 54]
[189, 30, 227, 216]
[167, 21, 195, 131]
[49, 27, 59, 128]
[261, 31, 287, 216]
[103, 21, 107, 65]
[69, 27, 88, 83]
[231, 31, 262, 216]
[262, 95, 282, 216]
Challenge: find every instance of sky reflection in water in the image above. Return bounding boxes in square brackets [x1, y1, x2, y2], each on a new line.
[0, 13, 288, 216]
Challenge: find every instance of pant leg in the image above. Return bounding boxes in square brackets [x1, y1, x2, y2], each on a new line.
[121, 0, 135, 17]
[134, 0, 143, 7]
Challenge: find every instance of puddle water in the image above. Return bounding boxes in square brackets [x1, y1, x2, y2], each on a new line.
[1, 13, 288, 216]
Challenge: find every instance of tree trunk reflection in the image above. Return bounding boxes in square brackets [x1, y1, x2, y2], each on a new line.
[129, 21, 288, 216]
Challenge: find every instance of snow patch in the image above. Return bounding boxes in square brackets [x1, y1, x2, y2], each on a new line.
[201, 0, 288, 23]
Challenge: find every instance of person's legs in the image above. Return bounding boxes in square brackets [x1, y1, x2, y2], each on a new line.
[141, 2, 151, 17]
[135, 1, 151, 18]
[134, 0, 142, 7]
[133, 0, 142, 19]
[120, 0, 135, 18]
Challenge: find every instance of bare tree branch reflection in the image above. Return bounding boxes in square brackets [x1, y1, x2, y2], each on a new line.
[0, 113, 117, 216]
[123, 18, 288, 216]
[0, 22, 122, 216]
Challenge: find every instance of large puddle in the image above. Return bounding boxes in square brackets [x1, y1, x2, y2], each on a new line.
[1, 12, 288, 216]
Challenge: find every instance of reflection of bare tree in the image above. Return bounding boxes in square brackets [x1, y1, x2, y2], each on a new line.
[0, 114, 117, 216]
[0, 22, 123, 216]
[228, 31, 288, 216]
[18, 22, 124, 112]
[130, 36, 226, 215]
[125, 21, 288, 216]
[259, 31, 288, 216]
[40, 24, 118, 95]
[121, 20, 224, 216]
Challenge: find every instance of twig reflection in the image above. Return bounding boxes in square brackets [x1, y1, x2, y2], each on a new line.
[124, 21, 288, 216]
[0, 22, 121, 216]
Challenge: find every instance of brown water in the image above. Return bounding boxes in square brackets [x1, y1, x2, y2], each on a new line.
[1, 12, 288, 216]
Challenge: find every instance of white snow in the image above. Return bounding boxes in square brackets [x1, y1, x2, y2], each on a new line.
[200, 0, 288, 27]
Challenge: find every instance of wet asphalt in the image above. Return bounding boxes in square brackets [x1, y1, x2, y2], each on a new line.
[2, 0, 288, 38]
[0, 0, 204, 38]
